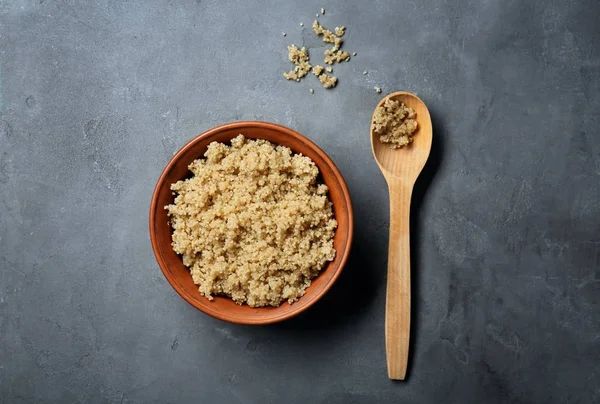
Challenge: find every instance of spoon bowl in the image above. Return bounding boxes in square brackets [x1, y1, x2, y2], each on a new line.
[371, 92, 433, 181]
[370, 91, 432, 380]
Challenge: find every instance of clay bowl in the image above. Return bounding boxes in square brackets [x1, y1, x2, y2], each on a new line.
[149, 121, 354, 325]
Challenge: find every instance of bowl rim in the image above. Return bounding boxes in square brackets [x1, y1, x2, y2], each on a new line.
[149, 121, 354, 324]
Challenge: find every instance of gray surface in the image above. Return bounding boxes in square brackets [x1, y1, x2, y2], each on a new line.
[1, 0, 599, 403]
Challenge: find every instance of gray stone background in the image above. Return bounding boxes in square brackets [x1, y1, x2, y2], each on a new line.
[1, 0, 599, 403]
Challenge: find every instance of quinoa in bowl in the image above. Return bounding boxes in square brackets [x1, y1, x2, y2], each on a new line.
[165, 135, 337, 308]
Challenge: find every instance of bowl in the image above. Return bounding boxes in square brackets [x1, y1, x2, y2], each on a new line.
[149, 121, 354, 324]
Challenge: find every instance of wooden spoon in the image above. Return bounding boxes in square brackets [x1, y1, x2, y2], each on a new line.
[370, 91, 432, 380]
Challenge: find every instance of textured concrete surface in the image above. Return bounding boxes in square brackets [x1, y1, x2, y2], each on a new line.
[1, 1, 599, 403]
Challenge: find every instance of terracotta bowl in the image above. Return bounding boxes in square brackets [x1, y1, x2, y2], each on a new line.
[149, 121, 354, 324]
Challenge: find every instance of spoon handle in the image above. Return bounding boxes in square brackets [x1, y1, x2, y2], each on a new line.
[385, 184, 412, 380]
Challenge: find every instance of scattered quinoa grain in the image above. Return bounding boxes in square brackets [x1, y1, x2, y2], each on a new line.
[362, 71, 368, 75]
[318, 73, 338, 88]
[313, 20, 343, 50]
[334, 26, 346, 37]
[165, 135, 337, 307]
[353, 52, 357, 56]
[283, 45, 312, 81]
[283, 13, 352, 89]
[310, 88, 314, 94]
[282, 32, 286, 36]
[375, 86, 382, 93]
[321, 8, 325, 14]
[324, 48, 350, 64]
[313, 20, 349, 65]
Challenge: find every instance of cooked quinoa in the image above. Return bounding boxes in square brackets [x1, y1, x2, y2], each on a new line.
[334, 26, 346, 37]
[283, 45, 312, 82]
[318, 73, 338, 88]
[312, 20, 343, 50]
[372, 98, 419, 148]
[311, 65, 324, 76]
[282, 13, 349, 89]
[324, 48, 350, 65]
[165, 135, 337, 307]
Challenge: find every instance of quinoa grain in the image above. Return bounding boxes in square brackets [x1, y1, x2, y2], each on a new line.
[372, 99, 418, 148]
[165, 135, 337, 307]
